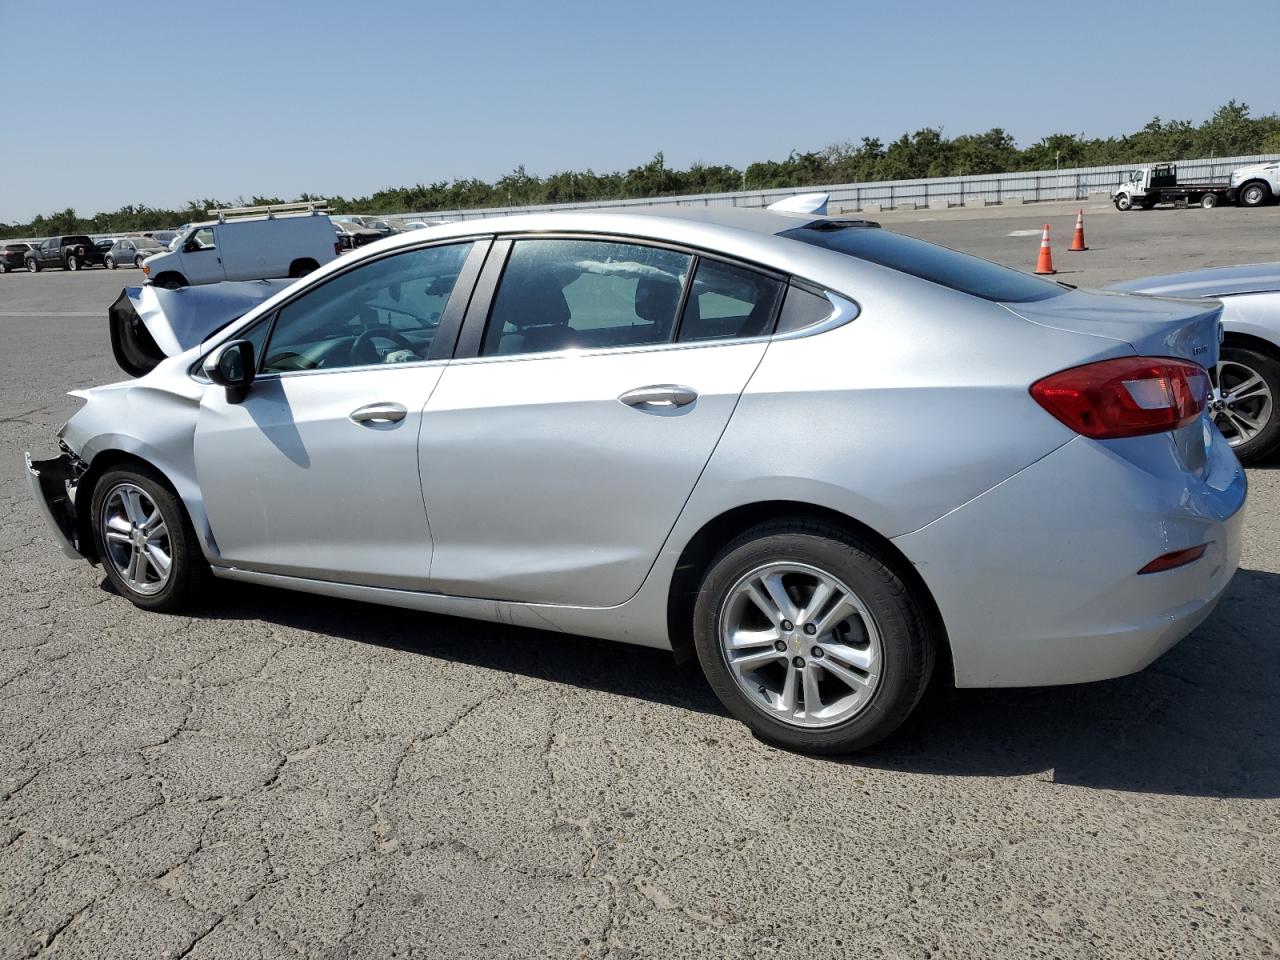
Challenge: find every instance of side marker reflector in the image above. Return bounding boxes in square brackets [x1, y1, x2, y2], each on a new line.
[1138, 544, 1207, 575]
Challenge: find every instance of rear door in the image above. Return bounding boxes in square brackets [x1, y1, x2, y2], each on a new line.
[418, 236, 782, 606]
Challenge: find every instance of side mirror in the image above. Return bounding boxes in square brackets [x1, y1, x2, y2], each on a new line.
[203, 339, 256, 403]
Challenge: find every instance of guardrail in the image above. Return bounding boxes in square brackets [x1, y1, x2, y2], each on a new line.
[392, 153, 1280, 222]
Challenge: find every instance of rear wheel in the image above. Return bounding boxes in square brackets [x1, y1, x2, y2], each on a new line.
[1239, 182, 1270, 208]
[1213, 345, 1280, 464]
[66, 254, 80, 271]
[1201, 193, 1218, 209]
[91, 465, 208, 611]
[693, 520, 935, 754]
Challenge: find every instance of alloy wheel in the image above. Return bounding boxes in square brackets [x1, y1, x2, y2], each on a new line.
[718, 562, 883, 729]
[1212, 359, 1274, 446]
[99, 483, 173, 596]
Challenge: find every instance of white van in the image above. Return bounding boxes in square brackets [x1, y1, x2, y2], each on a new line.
[142, 203, 340, 288]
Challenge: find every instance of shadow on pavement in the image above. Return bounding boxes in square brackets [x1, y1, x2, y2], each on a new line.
[179, 566, 1278, 800]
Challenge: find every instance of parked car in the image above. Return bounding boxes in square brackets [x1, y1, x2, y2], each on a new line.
[27, 203, 1244, 755]
[105, 236, 168, 270]
[94, 238, 117, 255]
[402, 220, 444, 230]
[364, 219, 401, 236]
[333, 220, 381, 251]
[24, 235, 107, 272]
[0, 242, 39, 273]
[142, 205, 339, 288]
[1111, 262, 1280, 463]
[149, 230, 179, 249]
[1228, 161, 1280, 208]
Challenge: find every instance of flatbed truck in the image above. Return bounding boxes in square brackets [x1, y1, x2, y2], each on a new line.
[1111, 163, 1237, 210]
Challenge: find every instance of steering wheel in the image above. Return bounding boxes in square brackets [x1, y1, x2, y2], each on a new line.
[350, 326, 416, 366]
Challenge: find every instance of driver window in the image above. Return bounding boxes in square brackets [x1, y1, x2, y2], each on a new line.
[186, 227, 216, 251]
[259, 241, 475, 374]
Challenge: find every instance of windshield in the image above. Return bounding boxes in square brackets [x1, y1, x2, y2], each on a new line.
[781, 224, 1065, 303]
[136, 239, 164, 250]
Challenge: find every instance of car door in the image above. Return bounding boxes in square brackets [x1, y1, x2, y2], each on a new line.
[193, 239, 486, 587]
[40, 239, 57, 266]
[181, 226, 225, 284]
[418, 236, 784, 607]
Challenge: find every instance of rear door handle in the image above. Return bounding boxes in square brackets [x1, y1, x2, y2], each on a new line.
[349, 402, 407, 424]
[618, 384, 698, 409]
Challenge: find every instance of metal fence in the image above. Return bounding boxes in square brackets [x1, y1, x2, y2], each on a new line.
[393, 153, 1280, 222]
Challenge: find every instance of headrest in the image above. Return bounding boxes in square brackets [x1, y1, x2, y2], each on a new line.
[634, 275, 682, 326]
[503, 272, 571, 329]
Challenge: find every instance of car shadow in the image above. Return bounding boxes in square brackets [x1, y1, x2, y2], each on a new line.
[173, 567, 1279, 800]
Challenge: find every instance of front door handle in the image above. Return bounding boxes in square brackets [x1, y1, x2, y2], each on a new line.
[349, 402, 407, 425]
[618, 384, 698, 409]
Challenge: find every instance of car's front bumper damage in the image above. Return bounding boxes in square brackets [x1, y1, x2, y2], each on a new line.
[25, 450, 86, 560]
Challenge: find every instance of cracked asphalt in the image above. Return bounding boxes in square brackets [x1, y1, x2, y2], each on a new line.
[2, 208, 1279, 960]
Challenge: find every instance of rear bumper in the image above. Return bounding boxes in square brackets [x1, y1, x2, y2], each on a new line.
[25, 452, 85, 560]
[894, 427, 1247, 688]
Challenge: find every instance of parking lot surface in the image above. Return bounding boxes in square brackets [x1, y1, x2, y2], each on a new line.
[1, 210, 1278, 959]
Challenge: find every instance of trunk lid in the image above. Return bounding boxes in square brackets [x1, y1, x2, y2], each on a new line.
[1001, 288, 1222, 367]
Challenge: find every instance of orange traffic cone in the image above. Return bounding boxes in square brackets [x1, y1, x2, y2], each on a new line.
[1069, 209, 1088, 251]
[1034, 224, 1056, 275]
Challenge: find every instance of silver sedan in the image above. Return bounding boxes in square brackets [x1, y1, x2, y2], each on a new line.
[27, 204, 1246, 754]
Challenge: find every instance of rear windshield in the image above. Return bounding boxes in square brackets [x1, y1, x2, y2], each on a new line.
[64, 236, 93, 246]
[4, 245, 28, 252]
[780, 224, 1065, 303]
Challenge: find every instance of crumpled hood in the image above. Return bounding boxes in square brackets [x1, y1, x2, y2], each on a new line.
[1107, 263, 1280, 299]
[108, 280, 293, 377]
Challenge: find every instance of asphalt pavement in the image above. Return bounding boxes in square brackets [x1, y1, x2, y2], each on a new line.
[1, 210, 1277, 959]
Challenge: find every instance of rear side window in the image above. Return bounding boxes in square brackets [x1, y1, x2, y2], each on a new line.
[780, 225, 1064, 303]
[482, 239, 692, 356]
[677, 259, 783, 343]
[775, 284, 836, 335]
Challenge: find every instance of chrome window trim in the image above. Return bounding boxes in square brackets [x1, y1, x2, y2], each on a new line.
[772, 291, 861, 341]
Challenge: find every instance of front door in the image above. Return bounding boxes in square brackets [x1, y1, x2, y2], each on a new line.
[420, 237, 784, 607]
[193, 239, 481, 587]
[180, 226, 225, 284]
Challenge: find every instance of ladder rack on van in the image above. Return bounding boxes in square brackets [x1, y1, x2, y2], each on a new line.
[206, 201, 332, 222]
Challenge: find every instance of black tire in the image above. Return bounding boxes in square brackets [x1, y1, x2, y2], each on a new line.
[1140, 199, 1156, 210]
[154, 273, 187, 290]
[1114, 194, 1133, 211]
[105, 255, 117, 270]
[692, 520, 935, 755]
[26, 258, 40, 273]
[1238, 182, 1270, 208]
[0, 262, 8, 274]
[90, 464, 208, 612]
[66, 254, 80, 271]
[1200, 193, 1218, 209]
[288, 258, 319, 278]
[1216, 343, 1280, 465]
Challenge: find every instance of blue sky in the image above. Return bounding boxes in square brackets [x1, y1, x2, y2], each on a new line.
[1, 0, 1275, 222]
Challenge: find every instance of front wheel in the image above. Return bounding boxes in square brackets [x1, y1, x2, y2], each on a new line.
[1213, 345, 1280, 464]
[693, 520, 935, 754]
[1239, 183, 1270, 208]
[26, 258, 40, 273]
[90, 465, 208, 611]
[1114, 194, 1133, 211]
[153, 273, 188, 290]
[133, 255, 144, 269]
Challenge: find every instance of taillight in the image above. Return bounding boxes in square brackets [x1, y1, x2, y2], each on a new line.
[335, 241, 342, 256]
[1030, 356, 1209, 439]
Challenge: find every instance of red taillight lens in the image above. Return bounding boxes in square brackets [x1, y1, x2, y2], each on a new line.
[1138, 544, 1207, 574]
[334, 241, 342, 256]
[1030, 357, 1209, 439]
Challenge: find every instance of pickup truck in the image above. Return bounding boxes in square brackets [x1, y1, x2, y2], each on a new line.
[24, 235, 107, 272]
[1229, 161, 1280, 207]
[1111, 163, 1236, 210]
